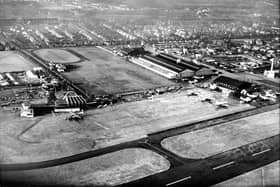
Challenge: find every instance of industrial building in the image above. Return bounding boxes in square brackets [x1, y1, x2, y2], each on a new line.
[212, 76, 253, 96]
[129, 57, 178, 79]
[129, 52, 214, 79]
[20, 91, 86, 117]
[55, 91, 86, 112]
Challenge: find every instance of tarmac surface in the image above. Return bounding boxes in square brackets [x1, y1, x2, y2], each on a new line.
[213, 160, 280, 187]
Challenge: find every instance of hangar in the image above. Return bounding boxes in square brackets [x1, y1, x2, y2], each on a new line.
[129, 52, 214, 79]
[212, 76, 253, 96]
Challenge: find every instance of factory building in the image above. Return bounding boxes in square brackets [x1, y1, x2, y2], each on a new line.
[158, 53, 201, 72]
[157, 53, 215, 78]
[129, 57, 178, 79]
[120, 47, 148, 57]
[129, 52, 214, 79]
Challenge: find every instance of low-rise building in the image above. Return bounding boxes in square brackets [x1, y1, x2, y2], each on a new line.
[212, 76, 253, 97]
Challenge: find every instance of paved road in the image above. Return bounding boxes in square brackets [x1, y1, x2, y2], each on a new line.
[123, 135, 279, 187]
[2, 135, 278, 187]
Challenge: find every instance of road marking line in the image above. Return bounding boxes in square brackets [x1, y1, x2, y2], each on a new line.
[252, 149, 271, 157]
[212, 161, 235, 170]
[94, 122, 109, 130]
[166, 176, 192, 186]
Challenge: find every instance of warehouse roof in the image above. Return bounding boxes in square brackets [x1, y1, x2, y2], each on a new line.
[213, 76, 252, 91]
[158, 53, 202, 71]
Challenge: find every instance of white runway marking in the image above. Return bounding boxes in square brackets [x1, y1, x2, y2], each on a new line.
[94, 121, 109, 130]
[252, 149, 271, 157]
[166, 176, 192, 186]
[213, 161, 235, 170]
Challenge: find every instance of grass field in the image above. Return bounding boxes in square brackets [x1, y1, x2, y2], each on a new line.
[33, 49, 81, 64]
[0, 51, 36, 73]
[161, 109, 279, 159]
[2, 148, 170, 186]
[0, 88, 253, 164]
[62, 47, 176, 95]
[213, 160, 280, 187]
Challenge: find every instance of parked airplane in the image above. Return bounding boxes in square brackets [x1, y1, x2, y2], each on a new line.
[200, 97, 213, 103]
[265, 90, 276, 98]
[259, 94, 269, 101]
[214, 101, 229, 109]
[240, 96, 252, 103]
[187, 91, 199, 96]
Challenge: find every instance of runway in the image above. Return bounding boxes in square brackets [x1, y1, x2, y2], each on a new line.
[1, 104, 279, 186]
